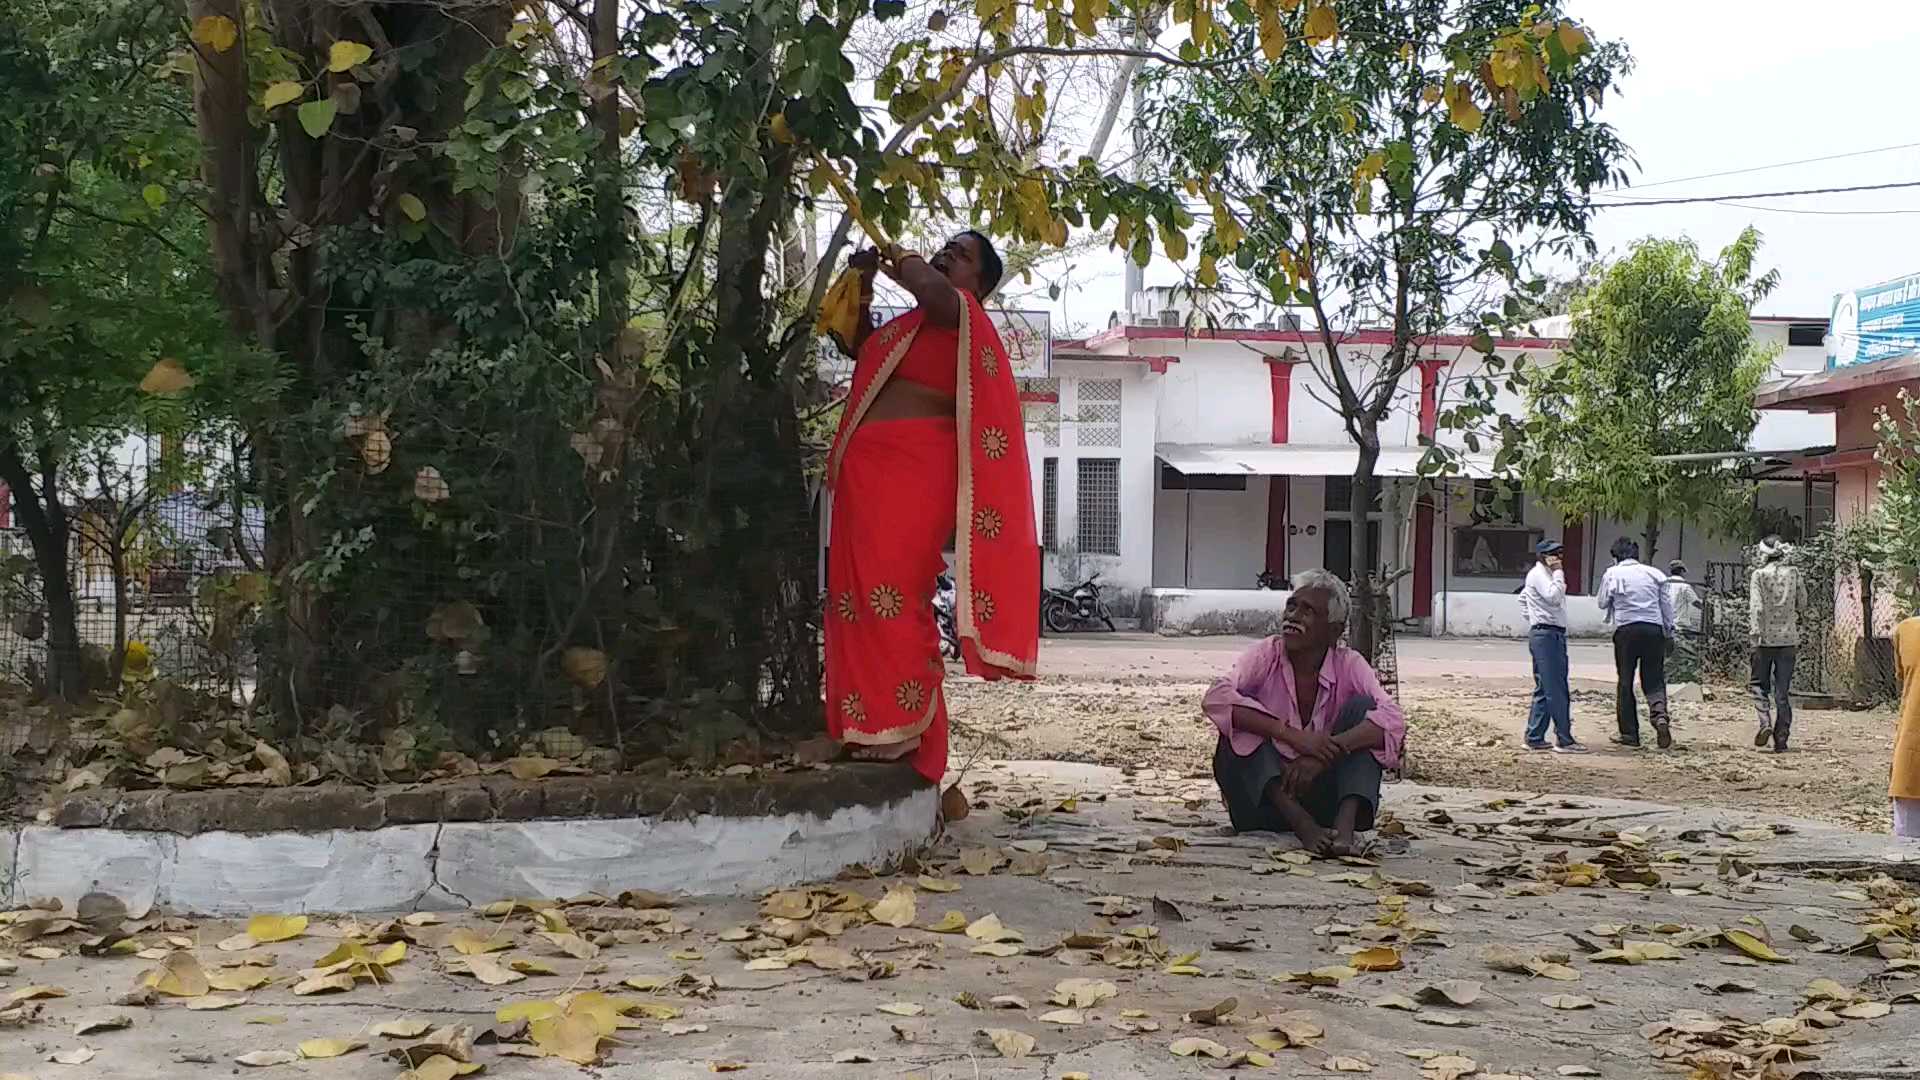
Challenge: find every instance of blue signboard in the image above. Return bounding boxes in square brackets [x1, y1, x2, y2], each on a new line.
[1828, 273, 1920, 369]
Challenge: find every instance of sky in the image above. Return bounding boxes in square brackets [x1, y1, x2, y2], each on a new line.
[1027, 1, 1920, 331]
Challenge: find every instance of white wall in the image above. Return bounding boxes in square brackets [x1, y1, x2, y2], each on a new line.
[1041, 360, 1160, 598]
[1431, 592, 1610, 638]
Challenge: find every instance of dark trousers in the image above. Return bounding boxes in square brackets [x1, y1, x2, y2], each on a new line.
[1212, 696, 1382, 834]
[1751, 646, 1796, 745]
[1525, 626, 1574, 747]
[1612, 622, 1669, 742]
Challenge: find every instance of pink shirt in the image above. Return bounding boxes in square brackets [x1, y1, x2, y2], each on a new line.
[1202, 638, 1406, 770]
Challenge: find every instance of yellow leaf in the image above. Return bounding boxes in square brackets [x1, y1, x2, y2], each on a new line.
[206, 966, 274, 992]
[561, 647, 608, 689]
[537, 931, 599, 960]
[246, 914, 308, 943]
[1249, 1030, 1293, 1051]
[398, 1054, 471, 1080]
[1303, 3, 1338, 45]
[972, 942, 1023, 957]
[140, 357, 193, 394]
[292, 971, 357, 995]
[878, 1002, 924, 1017]
[497, 999, 563, 1025]
[327, 40, 374, 72]
[396, 193, 427, 222]
[870, 886, 917, 929]
[375, 941, 408, 966]
[371, 1018, 435, 1038]
[1159, 222, 1188, 263]
[1445, 82, 1485, 133]
[461, 955, 524, 986]
[1196, 253, 1219, 288]
[982, 1028, 1036, 1059]
[4, 985, 68, 1006]
[185, 994, 249, 1011]
[298, 1037, 366, 1059]
[1352, 946, 1402, 972]
[1171, 1037, 1232, 1058]
[1556, 21, 1589, 56]
[917, 876, 961, 893]
[447, 928, 511, 955]
[1050, 978, 1118, 1007]
[1722, 929, 1790, 963]
[1257, 4, 1287, 60]
[769, 113, 795, 144]
[966, 914, 1023, 943]
[262, 81, 305, 109]
[926, 911, 968, 933]
[531, 1012, 605, 1064]
[142, 952, 211, 998]
[191, 15, 239, 52]
[511, 957, 559, 976]
[1541, 994, 1594, 1010]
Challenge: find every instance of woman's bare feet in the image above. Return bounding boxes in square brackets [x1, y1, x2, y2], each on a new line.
[850, 736, 920, 762]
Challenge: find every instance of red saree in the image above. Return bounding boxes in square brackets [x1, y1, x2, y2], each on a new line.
[825, 292, 1039, 782]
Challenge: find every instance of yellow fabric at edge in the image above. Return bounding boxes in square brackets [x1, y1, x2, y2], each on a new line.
[1891, 617, 1920, 799]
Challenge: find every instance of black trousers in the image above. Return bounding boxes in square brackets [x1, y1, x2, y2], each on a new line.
[1212, 696, 1382, 833]
[1612, 622, 1669, 742]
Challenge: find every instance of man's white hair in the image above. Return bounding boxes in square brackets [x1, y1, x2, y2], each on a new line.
[1291, 568, 1350, 624]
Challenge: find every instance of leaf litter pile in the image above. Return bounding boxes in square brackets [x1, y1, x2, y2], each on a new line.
[3, 778, 1919, 1078]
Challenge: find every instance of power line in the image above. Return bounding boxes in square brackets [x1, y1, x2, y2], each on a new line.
[1589, 179, 1920, 208]
[1618, 141, 1920, 192]
[1705, 200, 1920, 218]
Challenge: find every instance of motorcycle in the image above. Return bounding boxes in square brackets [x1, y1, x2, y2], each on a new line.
[933, 573, 961, 660]
[1041, 573, 1116, 634]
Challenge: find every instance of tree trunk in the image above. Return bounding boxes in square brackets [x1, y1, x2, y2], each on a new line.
[1643, 508, 1661, 566]
[1349, 431, 1381, 664]
[109, 535, 129, 685]
[0, 443, 84, 702]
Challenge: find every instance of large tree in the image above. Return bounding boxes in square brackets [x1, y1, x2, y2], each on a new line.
[0, 2, 234, 702]
[1140, 0, 1631, 659]
[1510, 227, 1779, 562]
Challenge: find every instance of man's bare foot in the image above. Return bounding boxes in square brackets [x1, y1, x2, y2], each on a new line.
[850, 736, 920, 762]
[1321, 830, 1365, 857]
[1292, 820, 1330, 854]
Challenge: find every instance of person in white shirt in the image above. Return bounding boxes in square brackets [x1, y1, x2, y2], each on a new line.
[1596, 537, 1676, 750]
[1664, 559, 1704, 683]
[1520, 539, 1585, 753]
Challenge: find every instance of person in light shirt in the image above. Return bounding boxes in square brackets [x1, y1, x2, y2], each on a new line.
[1203, 570, 1407, 857]
[1597, 537, 1676, 750]
[1520, 539, 1585, 753]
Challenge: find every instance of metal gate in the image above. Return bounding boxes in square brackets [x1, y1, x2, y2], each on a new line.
[1700, 556, 1837, 694]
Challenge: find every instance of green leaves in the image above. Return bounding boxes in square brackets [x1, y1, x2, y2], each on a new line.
[296, 99, 337, 138]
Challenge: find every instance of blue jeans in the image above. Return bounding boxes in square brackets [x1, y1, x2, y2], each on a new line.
[1526, 626, 1574, 747]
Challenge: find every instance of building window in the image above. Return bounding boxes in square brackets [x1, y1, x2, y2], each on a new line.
[1076, 379, 1122, 448]
[1470, 479, 1523, 525]
[1787, 322, 1827, 348]
[1160, 464, 1247, 491]
[1021, 377, 1060, 448]
[1324, 476, 1382, 513]
[1041, 457, 1059, 550]
[1076, 458, 1121, 555]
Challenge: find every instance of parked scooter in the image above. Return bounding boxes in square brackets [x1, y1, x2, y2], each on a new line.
[933, 573, 961, 660]
[1041, 573, 1116, 634]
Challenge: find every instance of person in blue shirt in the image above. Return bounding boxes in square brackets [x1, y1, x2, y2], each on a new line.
[1596, 537, 1675, 750]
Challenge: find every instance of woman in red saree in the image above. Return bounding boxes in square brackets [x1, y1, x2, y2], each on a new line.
[824, 232, 1039, 784]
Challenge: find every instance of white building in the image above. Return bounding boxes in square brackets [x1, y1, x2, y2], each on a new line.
[819, 291, 1837, 637]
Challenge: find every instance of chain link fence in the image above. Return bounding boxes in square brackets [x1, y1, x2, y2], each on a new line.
[1700, 542, 1897, 703]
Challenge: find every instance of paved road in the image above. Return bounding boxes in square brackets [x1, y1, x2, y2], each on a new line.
[1039, 631, 1615, 684]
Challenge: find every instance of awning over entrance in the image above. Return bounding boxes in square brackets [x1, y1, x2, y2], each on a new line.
[1155, 442, 1496, 478]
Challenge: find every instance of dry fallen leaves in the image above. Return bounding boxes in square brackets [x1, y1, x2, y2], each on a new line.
[236, 1050, 300, 1067]
[141, 952, 210, 998]
[870, 886, 917, 929]
[1170, 1036, 1232, 1059]
[298, 1037, 367, 1059]
[1415, 980, 1483, 1007]
[981, 1028, 1037, 1059]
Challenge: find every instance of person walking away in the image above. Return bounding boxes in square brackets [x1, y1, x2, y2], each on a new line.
[1664, 560, 1704, 684]
[1521, 540, 1584, 753]
[821, 233, 1039, 783]
[1748, 536, 1806, 753]
[1597, 537, 1675, 749]
[1891, 613, 1920, 838]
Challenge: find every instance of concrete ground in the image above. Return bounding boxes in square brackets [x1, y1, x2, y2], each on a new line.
[957, 633, 1902, 832]
[5, 759, 1920, 1078]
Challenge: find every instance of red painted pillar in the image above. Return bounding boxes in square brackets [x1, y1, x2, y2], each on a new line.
[1264, 358, 1298, 444]
[0, 482, 10, 529]
[1415, 358, 1447, 440]
[1410, 359, 1446, 618]
[1264, 476, 1288, 578]
[1562, 517, 1586, 595]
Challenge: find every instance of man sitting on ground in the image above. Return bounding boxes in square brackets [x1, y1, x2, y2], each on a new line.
[1203, 569, 1407, 855]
